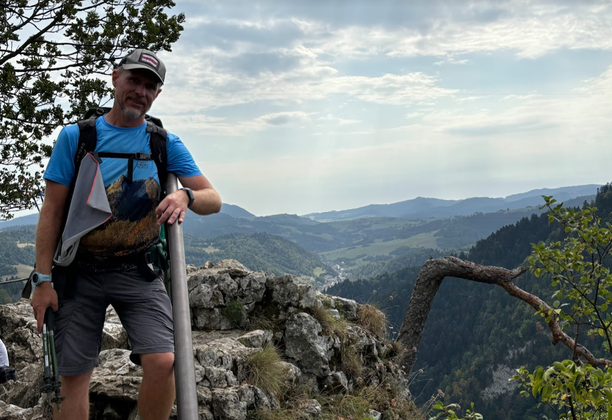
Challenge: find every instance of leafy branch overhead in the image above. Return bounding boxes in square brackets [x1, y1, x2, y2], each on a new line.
[0, 0, 185, 219]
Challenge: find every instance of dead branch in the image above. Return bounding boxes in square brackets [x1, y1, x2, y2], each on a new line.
[396, 256, 612, 375]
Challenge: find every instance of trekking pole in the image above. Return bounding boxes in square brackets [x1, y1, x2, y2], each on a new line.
[42, 307, 65, 412]
[166, 173, 198, 420]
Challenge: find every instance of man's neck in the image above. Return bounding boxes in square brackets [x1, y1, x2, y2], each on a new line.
[105, 106, 145, 128]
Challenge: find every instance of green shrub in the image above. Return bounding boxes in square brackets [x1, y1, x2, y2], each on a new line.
[222, 299, 244, 327]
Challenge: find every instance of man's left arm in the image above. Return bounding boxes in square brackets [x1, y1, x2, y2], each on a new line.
[156, 174, 222, 226]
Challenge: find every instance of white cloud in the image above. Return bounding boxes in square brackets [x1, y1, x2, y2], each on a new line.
[156, 1, 612, 215]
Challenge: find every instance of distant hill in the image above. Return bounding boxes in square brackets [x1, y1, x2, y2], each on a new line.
[181, 196, 593, 259]
[304, 184, 600, 221]
[303, 197, 459, 221]
[0, 187, 598, 273]
[0, 203, 255, 230]
[184, 232, 335, 283]
[0, 214, 39, 230]
[219, 203, 255, 219]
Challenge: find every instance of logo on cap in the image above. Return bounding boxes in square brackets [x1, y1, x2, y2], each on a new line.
[139, 53, 160, 70]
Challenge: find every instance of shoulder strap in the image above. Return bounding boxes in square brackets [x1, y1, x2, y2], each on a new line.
[74, 107, 111, 174]
[75, 110, 168, 196]
[147, 121, 168, 198]
[74, 117, 98, 184]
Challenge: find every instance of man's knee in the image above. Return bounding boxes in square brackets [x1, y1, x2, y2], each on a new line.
[60, 370, 93, 397]
[140, 352, 174, 375]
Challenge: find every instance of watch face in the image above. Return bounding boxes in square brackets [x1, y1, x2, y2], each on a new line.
[31, 272, 51, 285]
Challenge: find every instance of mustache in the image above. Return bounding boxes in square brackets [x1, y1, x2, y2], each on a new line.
[128, 97, 145, 105]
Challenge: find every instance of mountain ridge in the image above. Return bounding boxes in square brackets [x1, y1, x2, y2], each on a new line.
[304, 184, 601, 221]
[1, 184, 600, 229]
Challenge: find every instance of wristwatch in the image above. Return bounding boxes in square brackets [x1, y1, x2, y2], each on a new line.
[180, 187, 195, 208]
[31, 271, 52, 287]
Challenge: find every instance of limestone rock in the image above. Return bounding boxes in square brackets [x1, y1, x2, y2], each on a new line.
[299, 399, 322, 418]
[0, 259, 408, 420]
[237, 330, 273, 348]
[89, 349, 143, 401]
[102, 307, 128, 351]
[284, 312, 334, 378]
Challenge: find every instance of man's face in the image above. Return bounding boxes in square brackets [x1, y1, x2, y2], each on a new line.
[112, 68, 162, 120]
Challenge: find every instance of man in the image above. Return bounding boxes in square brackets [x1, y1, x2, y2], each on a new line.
[30, 49, 222, 420]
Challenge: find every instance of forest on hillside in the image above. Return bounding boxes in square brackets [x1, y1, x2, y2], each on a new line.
[329, 186, 612, 420]
[0, 227, 36, 303]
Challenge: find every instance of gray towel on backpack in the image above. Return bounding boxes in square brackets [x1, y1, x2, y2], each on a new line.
[53, 153, 112, 266]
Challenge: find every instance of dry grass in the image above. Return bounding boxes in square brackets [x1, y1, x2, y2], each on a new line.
[245, 346, 289, 399]
[310, 306, 350, 341]
[358, 304, 387, 339]
[248, 381, 425, 420]
[381, 340, 406, 361]
[341, 345, 364, 380]
[247, 409, 311, 420]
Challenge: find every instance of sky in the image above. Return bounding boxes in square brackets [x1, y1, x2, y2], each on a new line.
[146, 0, 612, 216]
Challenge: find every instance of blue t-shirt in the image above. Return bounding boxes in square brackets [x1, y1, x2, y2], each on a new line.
[45, 117, 202, 260]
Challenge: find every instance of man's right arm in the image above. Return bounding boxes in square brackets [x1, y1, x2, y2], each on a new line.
[30, 180, 70, 333]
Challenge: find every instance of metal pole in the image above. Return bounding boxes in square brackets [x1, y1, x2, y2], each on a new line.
[166, 173, 199, 420]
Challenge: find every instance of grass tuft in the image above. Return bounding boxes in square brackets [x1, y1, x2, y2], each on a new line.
[341, 344, 364, 380]
[358, 304, 387, 339]
[245, 345, 288, 399]
[311, 305, 350, 341]
[247, 408, 311, 420]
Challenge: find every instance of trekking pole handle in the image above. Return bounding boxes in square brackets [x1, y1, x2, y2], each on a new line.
[44, 307, 55, 331]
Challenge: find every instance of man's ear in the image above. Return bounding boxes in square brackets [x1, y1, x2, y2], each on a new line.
[155, 88, 162, 99]
[111, 69, 119, 87]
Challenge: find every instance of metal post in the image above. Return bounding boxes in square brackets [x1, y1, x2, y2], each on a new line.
[166, 173, 199, 420]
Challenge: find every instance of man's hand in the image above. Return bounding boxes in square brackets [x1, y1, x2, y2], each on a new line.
[31, 283, 59, 333]
[156, 190, 189, 226]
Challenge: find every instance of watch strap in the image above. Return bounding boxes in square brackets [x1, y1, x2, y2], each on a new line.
[181, 187, 195, 208]
[31, 271, 52, 286]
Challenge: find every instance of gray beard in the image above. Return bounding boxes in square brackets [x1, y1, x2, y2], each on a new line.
[120, 105, 145, 120]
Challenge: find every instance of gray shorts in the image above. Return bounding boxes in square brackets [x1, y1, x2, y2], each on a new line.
[53, 265, 174, 376]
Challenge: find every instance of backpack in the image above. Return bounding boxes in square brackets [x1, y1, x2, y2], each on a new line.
[75, 107, 168, 196]
[75, 107, 170, 277]
[0, 365, 17, 384]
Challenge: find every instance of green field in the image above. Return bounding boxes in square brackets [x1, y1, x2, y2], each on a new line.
[320, 232, 439, 264]
[313, 267, 326, 277]
[1, 263, 32, 281]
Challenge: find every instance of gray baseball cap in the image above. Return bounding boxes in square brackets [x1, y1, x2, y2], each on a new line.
[118, 49, 166, 84]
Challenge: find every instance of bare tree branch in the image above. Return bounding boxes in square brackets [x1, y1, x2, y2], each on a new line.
[397, 256, 612, 375]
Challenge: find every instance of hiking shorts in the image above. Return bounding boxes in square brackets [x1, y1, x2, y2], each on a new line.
[53, 265, 174, 376]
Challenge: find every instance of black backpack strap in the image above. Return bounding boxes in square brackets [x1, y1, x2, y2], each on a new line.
[147, 121, 168, 198]
[75, 117, 98, 182]
[76, 112, 167, 195]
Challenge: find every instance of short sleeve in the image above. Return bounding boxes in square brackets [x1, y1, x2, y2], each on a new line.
[166, 132, 202, 178]
[44, 125, 80, 186]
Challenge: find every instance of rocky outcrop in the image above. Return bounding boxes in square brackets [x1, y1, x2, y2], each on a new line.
[0, 259, 408, 420]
